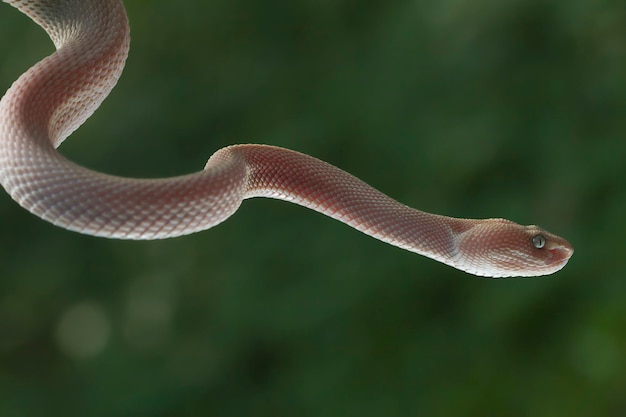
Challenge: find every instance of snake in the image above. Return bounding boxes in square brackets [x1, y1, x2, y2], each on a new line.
[0, 0, 573, 277]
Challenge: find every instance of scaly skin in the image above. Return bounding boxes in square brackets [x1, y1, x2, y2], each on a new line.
[0, 0, 573, 277]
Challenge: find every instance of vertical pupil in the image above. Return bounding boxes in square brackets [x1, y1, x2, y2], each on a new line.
[532, 234, 545, 249]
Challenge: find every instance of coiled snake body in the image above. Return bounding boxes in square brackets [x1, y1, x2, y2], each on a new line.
[0, 0, 573, 277]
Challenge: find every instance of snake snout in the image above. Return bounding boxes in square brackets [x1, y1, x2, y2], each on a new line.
[548, 244, 573, 265]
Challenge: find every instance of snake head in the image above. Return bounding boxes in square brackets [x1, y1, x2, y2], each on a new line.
[454, 219, 574, 278]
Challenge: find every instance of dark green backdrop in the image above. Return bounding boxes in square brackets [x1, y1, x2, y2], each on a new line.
[0, 1, 623, 416]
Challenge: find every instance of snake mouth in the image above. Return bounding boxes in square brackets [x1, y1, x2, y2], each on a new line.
[549, 245, 574, 267]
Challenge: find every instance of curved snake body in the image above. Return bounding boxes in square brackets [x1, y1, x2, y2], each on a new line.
[0, 0, 573, 277]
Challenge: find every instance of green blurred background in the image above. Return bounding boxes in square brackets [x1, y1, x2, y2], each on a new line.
[0, 0, 623, 416]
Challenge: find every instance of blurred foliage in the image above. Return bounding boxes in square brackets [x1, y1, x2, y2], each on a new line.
[0, 0, 624, 416]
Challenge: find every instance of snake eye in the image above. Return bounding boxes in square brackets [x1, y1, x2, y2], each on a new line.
[532, 234, 546, 249]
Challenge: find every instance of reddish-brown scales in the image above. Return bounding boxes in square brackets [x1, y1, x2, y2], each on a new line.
[0, 0, 573, 277]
